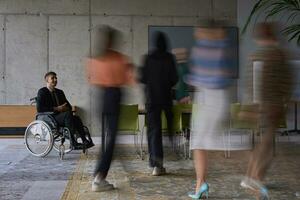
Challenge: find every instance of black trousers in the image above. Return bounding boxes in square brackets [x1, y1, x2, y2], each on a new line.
[73, 115, 93, 143]
[53, 111, 88, 143]
[146, 104, 173, 168]
[94, 87, 121, 177]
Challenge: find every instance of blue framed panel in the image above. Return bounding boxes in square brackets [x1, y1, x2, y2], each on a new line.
[148, 26, 239, 78]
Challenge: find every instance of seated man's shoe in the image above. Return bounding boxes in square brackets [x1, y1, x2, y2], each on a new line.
[83, 140, 95, 149]
[89, 142, 95, 148]
[73, 143, 84, 150]
[92, 179, 114, 192]
[152, 166, 166, 176]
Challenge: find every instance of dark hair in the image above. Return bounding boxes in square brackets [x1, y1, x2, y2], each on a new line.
[154, 31, 168, 52]
[254, 22, 277, 41]
[106, 27, 117, 47]
[44, 71, 57, 80]
[92, 25, 121, 57]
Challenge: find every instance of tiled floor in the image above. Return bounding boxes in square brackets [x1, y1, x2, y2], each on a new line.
[1, 137, 300, 200]
[0, 139, 81, 200]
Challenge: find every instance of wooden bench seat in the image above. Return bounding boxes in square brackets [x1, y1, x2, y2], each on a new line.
[0, 105, 77, 135]
[0, 105, 36, 128]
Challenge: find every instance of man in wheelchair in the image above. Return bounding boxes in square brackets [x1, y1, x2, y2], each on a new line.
[36, 71, 94, 149]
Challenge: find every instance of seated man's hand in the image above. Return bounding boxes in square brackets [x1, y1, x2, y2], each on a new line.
[61, 103, 69, 112]
[54, 103, 68, 112]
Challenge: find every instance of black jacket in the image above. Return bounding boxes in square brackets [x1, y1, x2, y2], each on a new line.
[141, 50, 178, 105]
[36, 87, 72, 113]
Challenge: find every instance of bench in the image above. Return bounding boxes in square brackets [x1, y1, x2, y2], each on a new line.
[0, 105, 36, 135]
[0, 105, 76, 135]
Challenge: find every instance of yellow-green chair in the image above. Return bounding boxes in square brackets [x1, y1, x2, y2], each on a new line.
[178, 104, 193, 159]
[140, 105, 185, 158]
[226, 103, 260, 158]
[267, 104, 289, 156]
[161, 105, 183, 155]
[117, 104, 141, 157]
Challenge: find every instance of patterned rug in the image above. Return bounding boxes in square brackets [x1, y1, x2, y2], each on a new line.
[60, 144, 300, 200]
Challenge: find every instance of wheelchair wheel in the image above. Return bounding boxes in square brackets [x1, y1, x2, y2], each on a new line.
[53, 128, 72, 154]
[24, 120, 54, 157]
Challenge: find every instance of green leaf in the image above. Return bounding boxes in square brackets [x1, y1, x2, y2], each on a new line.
[241, 0, 271, 34]
[242, 0, 300, 45]
[288, 29, 300, 42]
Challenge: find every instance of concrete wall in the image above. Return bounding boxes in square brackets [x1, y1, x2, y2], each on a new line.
[0, 0, 237, 135]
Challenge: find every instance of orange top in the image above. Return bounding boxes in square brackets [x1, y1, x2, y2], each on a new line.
[86, 50, 135, 87]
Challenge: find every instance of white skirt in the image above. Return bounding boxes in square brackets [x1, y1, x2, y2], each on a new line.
[190, 87, 231, 150]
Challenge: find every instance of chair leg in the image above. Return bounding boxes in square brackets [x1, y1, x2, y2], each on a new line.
[252, 130, 255, 150]
[182, 130, 186, 159]
[273, 133, 276, 157]
[188, 131, 192, 159]
[140, 128, 144, 160]
[185, 130, 189, 159]
[224, 130, 229, 158]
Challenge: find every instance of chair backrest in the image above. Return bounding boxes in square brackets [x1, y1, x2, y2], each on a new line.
[161, 105, 182, 133]
[118, 104, 139, 133]
[178, 104, 192, 129]
[230, 103, 259, 129]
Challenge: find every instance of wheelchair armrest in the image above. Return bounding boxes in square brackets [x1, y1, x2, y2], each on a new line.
[37, 112, 54, 115]
[36, 112, 57, 129]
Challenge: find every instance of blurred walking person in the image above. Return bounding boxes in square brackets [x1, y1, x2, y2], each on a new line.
[86, 26, 135, 192]
[240, 22, 293, 200]
[186, 23, 235, 199]
[141, 32, 178, 176]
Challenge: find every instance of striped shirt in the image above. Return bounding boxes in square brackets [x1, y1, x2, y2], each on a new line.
[186, 38, 235, 89]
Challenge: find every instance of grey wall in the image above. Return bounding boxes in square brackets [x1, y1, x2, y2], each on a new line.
[0, 0, 237, 135]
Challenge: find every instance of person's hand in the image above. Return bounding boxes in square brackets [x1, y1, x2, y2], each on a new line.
[60, 103, 69, 112]
[178, 96, 191, 104]
[54, 103, 68, 112]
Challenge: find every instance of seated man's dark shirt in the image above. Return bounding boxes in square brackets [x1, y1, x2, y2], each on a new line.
[37, 87, 71, 113]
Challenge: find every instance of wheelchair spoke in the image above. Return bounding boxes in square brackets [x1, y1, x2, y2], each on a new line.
[25, 120, 53, 157]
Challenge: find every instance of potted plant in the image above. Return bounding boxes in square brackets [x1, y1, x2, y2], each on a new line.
[242, 0, 300, 45]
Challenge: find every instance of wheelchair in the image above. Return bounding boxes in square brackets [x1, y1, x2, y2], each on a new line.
[24, 97, 91, 160]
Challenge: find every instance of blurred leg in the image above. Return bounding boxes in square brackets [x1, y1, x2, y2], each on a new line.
[193, 149, 207, 192]
[246, 105, 282, 181]
[94, 88, 121, 180]
[147, 105, 163, 168]
[94, 113, 119, 179]
[163, 105, 174, 144]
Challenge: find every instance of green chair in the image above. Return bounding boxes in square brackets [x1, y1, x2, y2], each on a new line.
[118, 104, 139, 133]
[117, 104, 141, 157]
[161, 105, 182, 133]
[273, 112, 288, 156]
[226, 103, 260, 158]
[177, 104, 193, 159]
[179, 104, 193, 130]
[161, 105, 183, 155]
[140, 105, 185, 158]
[265, 104, 289, 156]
